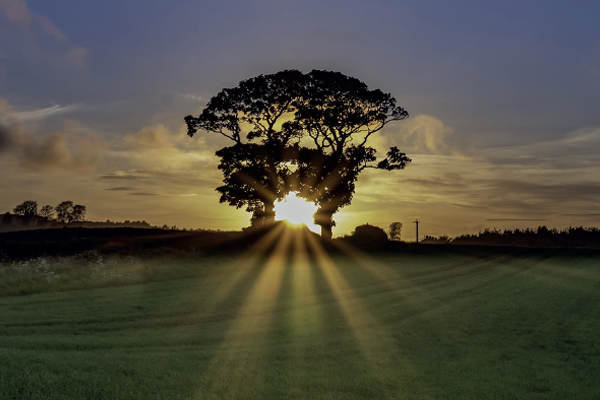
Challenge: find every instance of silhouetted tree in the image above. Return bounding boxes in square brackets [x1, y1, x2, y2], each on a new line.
[185, 70, 307, 224]
[13, 200, 38, 218]
[294, 71, 410, 238]
[55, 201, 72, 223]
[185, 70, 411, 237]
[389, 222, 403, 241]
[55, 201, 86, 224]
[72, 204, 86, 223]
[39, 205, 54, 219]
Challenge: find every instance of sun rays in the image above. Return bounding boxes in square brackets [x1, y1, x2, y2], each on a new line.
[195, 223, 426, 398]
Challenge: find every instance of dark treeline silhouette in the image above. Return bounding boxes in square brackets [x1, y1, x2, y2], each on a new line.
[2, 198, 234, 234]
[421, 235, 450, 244]
[8, 200, 86, 226]
[0, 211, 203, 233]
[4, 200, 144, 232]
[4, 221, 600, 263]
[449, 226, 600, 248]
[0, 227, 239, 260]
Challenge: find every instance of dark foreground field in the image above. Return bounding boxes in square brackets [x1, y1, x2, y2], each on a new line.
[1, 226, 599, 399]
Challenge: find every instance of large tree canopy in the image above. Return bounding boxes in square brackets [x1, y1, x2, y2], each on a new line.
[185, 70, 411, 238]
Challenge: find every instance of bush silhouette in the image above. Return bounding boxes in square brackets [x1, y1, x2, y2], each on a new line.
[352, 224, 388, 243]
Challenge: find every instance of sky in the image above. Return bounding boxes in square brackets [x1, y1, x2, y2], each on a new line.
[1, 0, 600, 240]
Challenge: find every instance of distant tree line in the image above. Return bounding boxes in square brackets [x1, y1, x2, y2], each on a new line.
[4, 200, 86, 225]
[342, 223, 600, 249]
[450, 226, 600, 248]
[102, 219, 152, 228]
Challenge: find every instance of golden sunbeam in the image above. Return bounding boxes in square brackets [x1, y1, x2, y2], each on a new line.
[304, 233, 428, 398]
[274, 192, 320, 233]
[289, 229, 320, 336]
[174, 223, 289, 346]
[197, 226, 294, 397]
[197, 223, 287, 311]
[329, 239, 454, 329]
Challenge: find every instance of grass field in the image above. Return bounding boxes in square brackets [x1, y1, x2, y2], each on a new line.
[1, 226, 600, 399]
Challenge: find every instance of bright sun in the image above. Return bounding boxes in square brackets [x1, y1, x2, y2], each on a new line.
[274, 193, 319, 232]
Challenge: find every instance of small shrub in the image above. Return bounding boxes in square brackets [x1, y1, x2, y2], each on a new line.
[352, 224, 388, 243]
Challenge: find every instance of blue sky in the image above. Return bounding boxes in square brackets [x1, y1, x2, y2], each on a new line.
[1, 0, 600, 238]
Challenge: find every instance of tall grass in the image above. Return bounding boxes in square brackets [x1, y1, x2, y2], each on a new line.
[0, 248, 227, 296]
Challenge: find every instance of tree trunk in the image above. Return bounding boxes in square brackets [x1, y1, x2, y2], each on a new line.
[264, 202, 275, 224]
[321, 224, 333, 240]
[315, 210, 334, 240]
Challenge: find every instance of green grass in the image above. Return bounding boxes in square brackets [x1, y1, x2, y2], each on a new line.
[1, 242, 600, 399]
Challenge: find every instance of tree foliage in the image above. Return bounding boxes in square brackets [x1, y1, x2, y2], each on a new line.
[39, 205, 55, 219]
[185, 70, 307, 145]
[185, 70, 411, 237]
[13, 200, 38, 218]
[55, 201, 86, 224]
[389, 222, 403, 241]
[295, 70, 408, 157]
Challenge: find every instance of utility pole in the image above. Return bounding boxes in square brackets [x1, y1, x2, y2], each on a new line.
[414, 219, 419, 243]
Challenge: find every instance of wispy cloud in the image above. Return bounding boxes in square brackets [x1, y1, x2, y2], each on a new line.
[129, 192, 159, 196]
[181, 93, 203, 102]
[98, 169, 215, 187]
[0, 0, 88, 67]
[99, 173, 149, 181]
[10, 104, 77, 121]
[387, 114, 455, 155]
[114, 125, 175, 151]
[0, 99, 107, 171]
[0, 98, 106, 171]
[104, 186, 142, 191]
[486, 218, 548, 221]
[17, 132, 106, 171]
[128, 192, 196, 197]
[484, 127, 600, 170]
